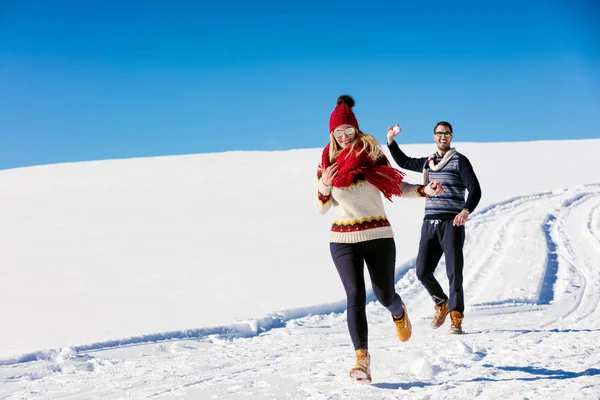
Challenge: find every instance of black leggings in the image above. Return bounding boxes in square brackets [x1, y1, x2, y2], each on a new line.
[330, 238, 404, 350]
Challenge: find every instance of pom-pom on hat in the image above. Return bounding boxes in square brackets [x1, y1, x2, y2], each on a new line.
[329, 94, 360, 133]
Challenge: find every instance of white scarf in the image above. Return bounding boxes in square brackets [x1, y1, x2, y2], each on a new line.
[423, 148, 457, 185]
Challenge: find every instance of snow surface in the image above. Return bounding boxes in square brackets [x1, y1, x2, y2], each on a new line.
[1, 139, 599, 399]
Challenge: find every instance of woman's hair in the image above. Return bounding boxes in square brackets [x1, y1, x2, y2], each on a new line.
[328, 131, 382, 163]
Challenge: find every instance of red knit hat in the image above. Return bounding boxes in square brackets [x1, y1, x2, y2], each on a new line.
[329, 95, 360, 133]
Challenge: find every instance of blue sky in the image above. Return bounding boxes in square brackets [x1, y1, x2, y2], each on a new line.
[1, 0, 599, 170]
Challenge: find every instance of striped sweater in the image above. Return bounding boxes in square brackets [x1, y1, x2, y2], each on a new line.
[317, 168, 424, 243]
[387, 141, 482, 220]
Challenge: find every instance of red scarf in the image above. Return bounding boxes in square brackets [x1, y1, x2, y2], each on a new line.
[321, 143, 405, 201]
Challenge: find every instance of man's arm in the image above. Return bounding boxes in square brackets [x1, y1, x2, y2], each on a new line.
[458, 154, 482, 212]
[387, 140, 429, 173]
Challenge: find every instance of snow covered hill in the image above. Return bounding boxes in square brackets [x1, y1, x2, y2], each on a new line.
[1, 139, 599, 399]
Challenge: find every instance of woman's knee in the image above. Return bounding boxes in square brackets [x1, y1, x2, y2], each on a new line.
[373, 289, 395, 308]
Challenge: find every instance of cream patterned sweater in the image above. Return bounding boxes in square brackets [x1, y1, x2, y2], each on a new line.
[317, 167, 424, 243]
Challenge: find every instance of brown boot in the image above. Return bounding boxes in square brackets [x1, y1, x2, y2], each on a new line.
[430, 301, 449, 329]
[449, 311, 464, 334]
[392, 304, 412, 342]
[349, 349, 371, 383]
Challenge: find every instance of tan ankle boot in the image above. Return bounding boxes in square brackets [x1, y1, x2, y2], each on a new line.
[392, 304, 412, 342]
[431, 301, 449, 329]
[349, 349, 371, 383]
[449, 311, 464, 334]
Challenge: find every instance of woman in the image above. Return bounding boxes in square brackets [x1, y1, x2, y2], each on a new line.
[317, 95, 442, 383]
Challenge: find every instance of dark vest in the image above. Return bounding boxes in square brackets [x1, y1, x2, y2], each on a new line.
[424, 153, 466, 219]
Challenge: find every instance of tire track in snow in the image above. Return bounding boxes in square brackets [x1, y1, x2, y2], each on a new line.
[537, 192, 591, 305]
[445, 186, 600, 323]
[585, 202, 600, 251]
[464, 194, 551, 307]
[541, 186, 600, 328]
[458, 184, 600, 331]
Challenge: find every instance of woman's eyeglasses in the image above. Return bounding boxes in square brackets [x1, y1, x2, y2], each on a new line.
[434, 131, 452, 138]
[333, 127, 357, 138]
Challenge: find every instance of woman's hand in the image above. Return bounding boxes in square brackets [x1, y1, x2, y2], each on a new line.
[387, 124, 402, 144]
[424, 181, 444, 196]
[321, 163, 338, 186]
[429, 181, 444, 196]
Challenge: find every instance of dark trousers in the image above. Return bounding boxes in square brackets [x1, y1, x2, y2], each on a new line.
[330, 238, 404, 350]
[416, 219, 465, 313]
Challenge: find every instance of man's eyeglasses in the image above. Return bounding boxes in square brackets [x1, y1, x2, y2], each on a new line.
[333, 127, 357, 138]
[434, 131, 452, 138]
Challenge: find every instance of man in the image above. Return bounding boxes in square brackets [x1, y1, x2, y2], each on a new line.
[387, 122, 481, 334]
